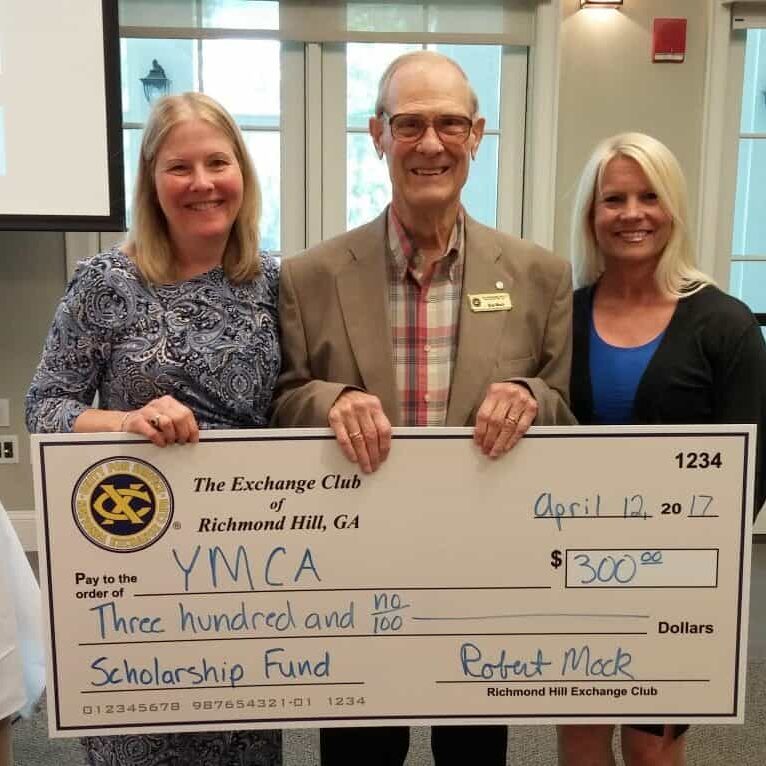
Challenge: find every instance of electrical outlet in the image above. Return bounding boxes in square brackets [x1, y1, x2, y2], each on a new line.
[0, 436, 18, 464]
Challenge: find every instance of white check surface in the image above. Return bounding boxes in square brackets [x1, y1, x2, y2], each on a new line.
[32, 426, 754, 736]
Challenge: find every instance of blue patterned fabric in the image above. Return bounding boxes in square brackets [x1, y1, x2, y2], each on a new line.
[26, 248, 280, 434]
[26, 247, 282, 765]
[81, 730, 281, 766]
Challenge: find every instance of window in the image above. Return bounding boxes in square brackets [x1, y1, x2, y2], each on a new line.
[346, 42, 420, 231]
[345, 43, 508, 231]
[121, 34, 283, 252]
[321, 42, 527, 241]
[107, 0, 554, 259]
[731, 29, 766, 329]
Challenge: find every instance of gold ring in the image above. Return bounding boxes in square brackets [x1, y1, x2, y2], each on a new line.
[349, 431, 363, 440]
[149, 415, 161, 429]
[505, 414, 519, 425]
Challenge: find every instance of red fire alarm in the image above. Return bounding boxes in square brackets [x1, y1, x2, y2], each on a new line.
[653, 18, 687, 63]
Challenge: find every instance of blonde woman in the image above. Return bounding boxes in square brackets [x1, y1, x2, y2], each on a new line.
[559, 131, 766, 765]
[27, 93, 281, 765]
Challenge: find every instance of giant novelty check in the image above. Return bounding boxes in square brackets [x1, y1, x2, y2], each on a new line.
[32, 426, 754, 736]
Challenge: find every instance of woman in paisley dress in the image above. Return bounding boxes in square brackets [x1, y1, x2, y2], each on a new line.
[26, 93, 281, 766]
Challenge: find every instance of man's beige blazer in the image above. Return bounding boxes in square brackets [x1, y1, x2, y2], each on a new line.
[273, 210, 575, 427]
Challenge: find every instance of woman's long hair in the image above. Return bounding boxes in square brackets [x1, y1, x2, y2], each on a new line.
[125, 92, 262, 284]
[571, 132, 712, 296]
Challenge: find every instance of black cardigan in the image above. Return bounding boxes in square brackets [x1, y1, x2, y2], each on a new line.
[571, 284, 766, 514]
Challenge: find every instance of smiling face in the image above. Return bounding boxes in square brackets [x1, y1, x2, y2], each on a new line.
[592, 155, 673, 270]
[153, 118, 243, 259]
[369, 57, 484, 221]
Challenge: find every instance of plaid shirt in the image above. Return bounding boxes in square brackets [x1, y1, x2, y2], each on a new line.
[387, 206, 465, 426]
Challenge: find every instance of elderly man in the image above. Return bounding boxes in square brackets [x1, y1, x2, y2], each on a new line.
[274, 51, 574, 766]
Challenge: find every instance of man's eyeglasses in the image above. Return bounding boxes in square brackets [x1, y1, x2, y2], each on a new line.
[382, 112, 474, 144]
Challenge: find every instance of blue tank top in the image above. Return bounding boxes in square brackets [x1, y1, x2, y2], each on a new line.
[589, 319, 664, 424]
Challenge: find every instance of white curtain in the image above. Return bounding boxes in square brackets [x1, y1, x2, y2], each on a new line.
[0, 499, 45, 719]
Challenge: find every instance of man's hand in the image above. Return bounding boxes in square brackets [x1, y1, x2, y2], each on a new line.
[474, 382, 538, 458]
[328, 390, 392, 473]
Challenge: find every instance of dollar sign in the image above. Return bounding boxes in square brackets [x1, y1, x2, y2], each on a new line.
[550, 549, 563, 569]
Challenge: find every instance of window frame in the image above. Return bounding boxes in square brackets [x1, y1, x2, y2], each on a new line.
[730, 27, 766, 317]
[69, 1, 562, 266]
[699, 0, 748, 286]
[118, 26, 304, 257]
[317, 42, 528, 244]
[700, 5, 766, 307]
[312, 2, 562, 248]
[699, 0, 766, 536]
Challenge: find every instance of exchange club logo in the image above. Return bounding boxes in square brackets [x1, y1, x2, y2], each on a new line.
[71, 457, 173, 552]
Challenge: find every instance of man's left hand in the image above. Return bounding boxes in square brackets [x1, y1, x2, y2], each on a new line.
[474, 382, 538, 458]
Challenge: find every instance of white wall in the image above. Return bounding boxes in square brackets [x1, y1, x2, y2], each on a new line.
[0, 232, 67, 547]
[555, 0, 708, 256]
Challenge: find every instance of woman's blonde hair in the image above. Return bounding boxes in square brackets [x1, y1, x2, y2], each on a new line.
[571, 131, 712, 296]
[125, 92, 261, 284]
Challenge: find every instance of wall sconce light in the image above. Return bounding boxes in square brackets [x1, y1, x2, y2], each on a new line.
[580, 0, 623, 8]
[140, 59, 171, 103]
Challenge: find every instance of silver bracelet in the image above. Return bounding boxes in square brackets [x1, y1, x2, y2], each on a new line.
[119, 412, 132, 432]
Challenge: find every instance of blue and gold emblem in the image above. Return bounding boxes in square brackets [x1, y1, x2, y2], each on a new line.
[72, 457, 173, 552]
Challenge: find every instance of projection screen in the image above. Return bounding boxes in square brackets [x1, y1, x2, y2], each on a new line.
[0, 0, 124, 230]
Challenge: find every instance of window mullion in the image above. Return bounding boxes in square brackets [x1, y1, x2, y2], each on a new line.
[321, 43, 348, 242]
[197, 38, 204, 91]
[496, 46, 527, 238]
[302, 43, 324, 249]
[280, 42, 308, 257]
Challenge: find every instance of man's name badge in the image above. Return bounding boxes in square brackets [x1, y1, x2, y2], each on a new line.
[468, 292, 512, 312]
